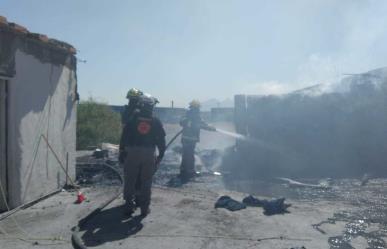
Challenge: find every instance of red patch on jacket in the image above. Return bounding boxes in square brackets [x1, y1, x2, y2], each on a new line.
[137, 121, 151, 135]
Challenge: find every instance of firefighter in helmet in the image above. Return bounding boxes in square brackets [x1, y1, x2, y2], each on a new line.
[120, 88, 145, 207]
[119, 95, 166, 217]
[121, 88, 143, 124]
[179, 100, 216, 180]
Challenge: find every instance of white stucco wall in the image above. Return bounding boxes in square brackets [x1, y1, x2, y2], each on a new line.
[7, 50, 77, 208]
[0, 79, 7, 211]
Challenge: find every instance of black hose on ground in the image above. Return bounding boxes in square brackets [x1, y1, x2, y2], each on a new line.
[71, 163, 123, 249]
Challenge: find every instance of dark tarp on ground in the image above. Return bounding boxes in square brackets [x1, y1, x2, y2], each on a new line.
[243, 195, 291, 215]
[214, 195, 246, 211]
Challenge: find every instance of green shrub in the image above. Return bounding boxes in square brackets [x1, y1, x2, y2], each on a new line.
[77, 98, 122, 150]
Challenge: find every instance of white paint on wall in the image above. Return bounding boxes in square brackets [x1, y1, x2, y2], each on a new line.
[0, 80, 8, 211]
[7, 50, 77, 208]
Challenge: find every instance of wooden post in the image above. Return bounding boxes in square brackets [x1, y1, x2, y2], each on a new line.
[41, 135, 77, 187]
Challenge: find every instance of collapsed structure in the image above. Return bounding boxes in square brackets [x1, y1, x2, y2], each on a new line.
[0, 17, 78, 211]
[234, 68, 387, 178]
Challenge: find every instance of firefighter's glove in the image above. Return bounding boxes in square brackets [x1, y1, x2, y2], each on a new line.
[119, 151, 127, 164]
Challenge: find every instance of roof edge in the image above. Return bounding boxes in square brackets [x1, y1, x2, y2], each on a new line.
[0, 16, 76, 55]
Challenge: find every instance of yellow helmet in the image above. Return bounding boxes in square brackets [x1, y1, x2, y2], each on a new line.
[126, 88, 143, 99]
[189, 100, 201, 109]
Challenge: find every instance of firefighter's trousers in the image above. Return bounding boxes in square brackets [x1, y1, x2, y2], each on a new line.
[123, 146, 156, 210]
[180, 141, 196, 178]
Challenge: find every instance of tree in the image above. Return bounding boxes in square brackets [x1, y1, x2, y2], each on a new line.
[77, 98, 122, 150]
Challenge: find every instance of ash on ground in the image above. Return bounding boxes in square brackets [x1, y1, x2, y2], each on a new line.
[76, 144, 387, 249]
[223, 173, 387, 249]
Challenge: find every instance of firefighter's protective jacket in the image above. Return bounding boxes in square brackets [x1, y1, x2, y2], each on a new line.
[180, 109, 213, 143]
[119, 113, 166, 162]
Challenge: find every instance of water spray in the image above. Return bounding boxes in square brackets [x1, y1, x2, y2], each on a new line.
[214, 128, 282, 152]
[215, 128, 265, 145]
[215, 128, 247, 140]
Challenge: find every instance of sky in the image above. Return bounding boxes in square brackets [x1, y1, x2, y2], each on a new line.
[1, 0, 387, 107]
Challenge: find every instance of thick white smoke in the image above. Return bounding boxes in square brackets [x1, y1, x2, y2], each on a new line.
[242, 1, 387, 97]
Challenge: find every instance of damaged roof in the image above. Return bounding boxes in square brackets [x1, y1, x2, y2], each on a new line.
[0, 16, 76, 55]
[0, 16, 77, 77]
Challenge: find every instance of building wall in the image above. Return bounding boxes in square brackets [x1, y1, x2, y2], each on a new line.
[154, 107, 186, 123]
[111, 105, 187, 124]
[0, 79, 7, 211]
[7, 50, 77, 208]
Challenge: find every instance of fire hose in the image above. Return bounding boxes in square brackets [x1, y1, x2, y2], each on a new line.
[165, 129, 183, 151]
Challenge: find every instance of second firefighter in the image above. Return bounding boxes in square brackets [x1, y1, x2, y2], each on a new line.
[179, 100, 216, 180]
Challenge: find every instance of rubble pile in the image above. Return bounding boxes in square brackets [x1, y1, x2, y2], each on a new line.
[76, 145, 121, 186]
